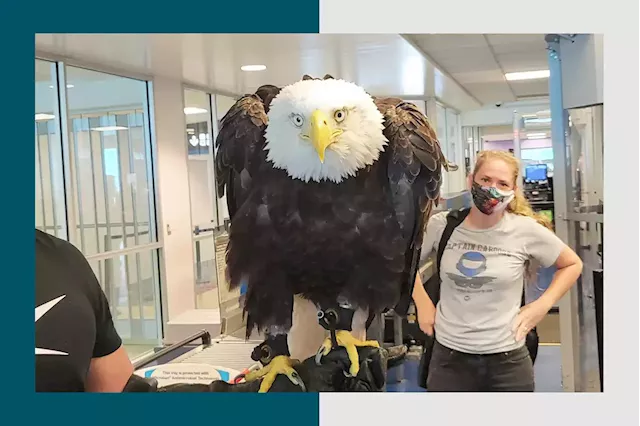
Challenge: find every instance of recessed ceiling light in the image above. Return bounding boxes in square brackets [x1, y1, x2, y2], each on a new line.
[184, 107, 208, 115]
[241, 65, 267, 72]
[91, 126, 128, 132]
[505, 70, 550, 81]
[35, 113, 55, 121]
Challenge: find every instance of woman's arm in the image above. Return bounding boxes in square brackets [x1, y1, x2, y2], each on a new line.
[514, 245, 583, 341]
[412, 274, 435, 310]
[537, 246, 583, 310]
[413, 273, 437, 336]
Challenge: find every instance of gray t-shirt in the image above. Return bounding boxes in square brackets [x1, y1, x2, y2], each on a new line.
[420, 211, 565, 354]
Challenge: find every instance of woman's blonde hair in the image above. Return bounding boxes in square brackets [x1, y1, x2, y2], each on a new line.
[472, 150, 553, 231]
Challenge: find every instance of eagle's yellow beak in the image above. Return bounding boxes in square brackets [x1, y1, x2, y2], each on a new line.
[310, 110, 332, 163]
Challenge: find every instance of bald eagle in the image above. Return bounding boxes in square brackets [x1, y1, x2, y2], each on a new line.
[216, 75, 449, 392]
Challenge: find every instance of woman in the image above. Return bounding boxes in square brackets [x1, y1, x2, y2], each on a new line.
[413, 150, 583, 392]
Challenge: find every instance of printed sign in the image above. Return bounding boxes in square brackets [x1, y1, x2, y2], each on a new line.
[134, 363, 241, 388]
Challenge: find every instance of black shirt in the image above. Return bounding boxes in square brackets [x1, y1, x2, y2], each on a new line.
[35, 229, 122, 392]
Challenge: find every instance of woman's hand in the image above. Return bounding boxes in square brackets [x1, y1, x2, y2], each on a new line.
[512, 298, 553, 341]
[415, 299, 437, 336]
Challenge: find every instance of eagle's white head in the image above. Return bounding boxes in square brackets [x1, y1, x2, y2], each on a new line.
[264, 77, 387, 183]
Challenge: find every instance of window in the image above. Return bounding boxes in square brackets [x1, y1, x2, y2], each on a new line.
[36, 62, 162, 350]
[65, 66, 156, 257]
[35, 59, 66, 239]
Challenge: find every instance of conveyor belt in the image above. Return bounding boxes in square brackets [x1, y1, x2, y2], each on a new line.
[170, 336, 261, 371]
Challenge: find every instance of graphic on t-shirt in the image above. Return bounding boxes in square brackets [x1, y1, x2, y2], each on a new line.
[445, 251, 496, 290]
[35, 295, 69, 356]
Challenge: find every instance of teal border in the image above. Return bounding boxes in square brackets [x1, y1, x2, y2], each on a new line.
[0, 1, 319, 424]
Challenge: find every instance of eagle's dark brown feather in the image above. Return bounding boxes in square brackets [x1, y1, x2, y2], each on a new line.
[372, 97, 447, 314]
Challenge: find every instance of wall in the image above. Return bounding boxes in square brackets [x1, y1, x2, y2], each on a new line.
[560, 34, 604, 109]
[151, 77, 196, 320]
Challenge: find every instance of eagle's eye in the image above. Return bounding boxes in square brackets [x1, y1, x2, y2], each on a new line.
[290, 113, 305, 128]
[333, 109, 347, 123]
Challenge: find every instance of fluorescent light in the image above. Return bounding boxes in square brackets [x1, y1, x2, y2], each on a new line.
[48, 84, 74, 89]
[524, 117, 552, 124]
[240, 64, 267, 72]
[92, 126, 128, 132]
[526, 132, 547, 139]
[505, 70, 550, 81]
[35, 113, 55, 121]
[184, 107, 208, 115]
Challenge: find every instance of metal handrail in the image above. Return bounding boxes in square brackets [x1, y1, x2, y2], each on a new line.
[133, 330, 213, 370]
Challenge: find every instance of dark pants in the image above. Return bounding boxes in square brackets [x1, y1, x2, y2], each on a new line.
[426, 341, 534, 392]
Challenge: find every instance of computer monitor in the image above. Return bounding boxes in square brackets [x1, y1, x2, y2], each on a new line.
[525, 164, 548, 181]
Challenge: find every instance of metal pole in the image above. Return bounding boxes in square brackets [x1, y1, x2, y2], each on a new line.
[72, 121, 87, 252]
[546, 34, 581, 392]
[35, 124, 48, 231]
[126, 112, 146, 325]
[54, 62, 74, 242]
[512, 110, 523, 187]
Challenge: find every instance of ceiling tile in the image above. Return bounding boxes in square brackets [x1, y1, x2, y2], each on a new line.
[511, 80, 550, 97]
[453, 69, 506, 84]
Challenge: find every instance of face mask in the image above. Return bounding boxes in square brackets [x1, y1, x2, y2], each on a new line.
[470, 180, 515, 215]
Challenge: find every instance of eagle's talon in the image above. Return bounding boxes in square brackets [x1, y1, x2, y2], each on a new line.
[315, 347, 324, 366]
[316, 330, 380, 377]
[243, 355, 299, 393]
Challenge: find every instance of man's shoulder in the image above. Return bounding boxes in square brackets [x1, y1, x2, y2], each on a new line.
[35, 230, 93, 288]
[36, 230, 84, 261]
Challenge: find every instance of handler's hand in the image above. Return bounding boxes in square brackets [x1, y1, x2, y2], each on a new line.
[512, 299, 551, 342]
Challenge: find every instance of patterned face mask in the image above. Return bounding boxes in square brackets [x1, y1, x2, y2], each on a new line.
[470, 180, 515, 215]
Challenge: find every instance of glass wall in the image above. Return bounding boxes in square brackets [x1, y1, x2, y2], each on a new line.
[183, 91, 239, 314]
[184, 88, 218, 310]
[35, 59, 67, 239]
[435, 103, 449, 193]
[462, 126, 482, 175]
[35, 60, 162, 352]
[182, 91, 244, 334]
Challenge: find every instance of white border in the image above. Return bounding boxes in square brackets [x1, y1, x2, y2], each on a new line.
[320, 0, 638, 424]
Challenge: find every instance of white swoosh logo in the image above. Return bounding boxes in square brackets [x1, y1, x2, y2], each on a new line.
[35, 295, 68, 356]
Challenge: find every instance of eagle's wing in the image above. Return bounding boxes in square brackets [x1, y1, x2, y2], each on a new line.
[214, 85, 280, 220]
[374, 98, 449, 315]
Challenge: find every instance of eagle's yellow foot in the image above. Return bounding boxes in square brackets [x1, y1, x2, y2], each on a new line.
[244, 355, 303, 393]
[316, 330, 380, 377]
